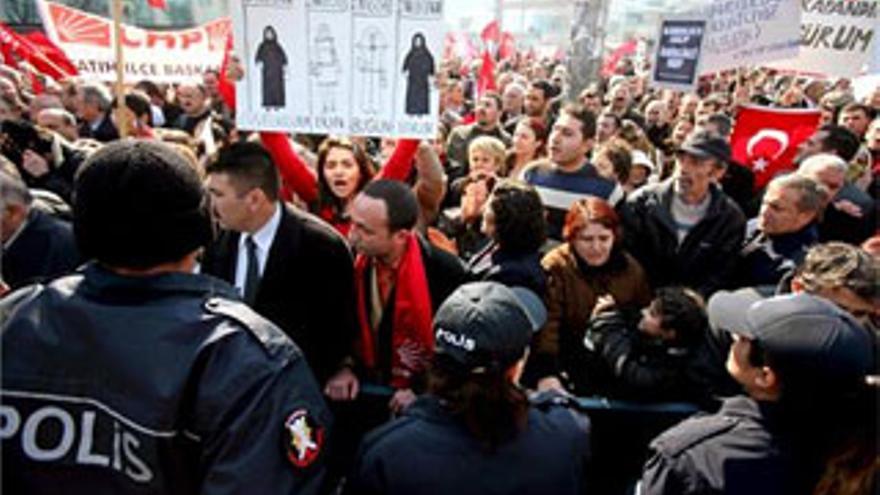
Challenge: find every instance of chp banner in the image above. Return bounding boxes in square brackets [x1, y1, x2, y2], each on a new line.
[233, 0, 445, 139]
[770, 0, 878, 77]
[731, 105, 821, 190]
[650, 16, 707, 92]
[36, 0, 231, 83]
[686, 0, 800, 75]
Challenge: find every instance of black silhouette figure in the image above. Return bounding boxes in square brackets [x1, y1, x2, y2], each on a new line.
[255, 25, 287, 108]
[401, 32, 435, 115]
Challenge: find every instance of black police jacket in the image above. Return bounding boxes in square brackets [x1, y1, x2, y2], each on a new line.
[345, 393, 591, 495]
[1, 263, 331, 494]
[640, 396, 805, 495]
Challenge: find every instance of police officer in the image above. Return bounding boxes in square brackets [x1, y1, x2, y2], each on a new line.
[639, 292, 874, 495]
[1, 140, 331, 494]
[345, 282, 591, 495]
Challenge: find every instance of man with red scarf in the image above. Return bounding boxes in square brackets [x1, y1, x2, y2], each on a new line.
[326, 179, 466, 413]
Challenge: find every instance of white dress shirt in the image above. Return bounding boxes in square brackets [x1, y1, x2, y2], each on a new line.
[234, 203, 282, 297]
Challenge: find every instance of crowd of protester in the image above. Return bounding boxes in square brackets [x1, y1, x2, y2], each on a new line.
[1, 44, 878, 495]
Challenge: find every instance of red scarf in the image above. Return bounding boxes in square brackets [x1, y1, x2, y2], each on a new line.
[354, 233, 433, 388]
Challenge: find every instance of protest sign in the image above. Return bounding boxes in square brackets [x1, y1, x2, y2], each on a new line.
[688, 0, 800, 74]
[651, 16, 706, 92]
[233, 0, 444, 139]
[771, 0, 877, 77]
[35, 0, 230, 83]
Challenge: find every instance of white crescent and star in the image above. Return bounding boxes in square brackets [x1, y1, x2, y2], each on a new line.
[746, 129, 790, 172]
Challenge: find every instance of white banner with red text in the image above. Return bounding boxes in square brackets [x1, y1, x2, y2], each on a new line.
[36, 0, 231, 83]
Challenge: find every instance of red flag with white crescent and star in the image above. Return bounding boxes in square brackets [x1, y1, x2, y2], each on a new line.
[730, 105, 821, 190]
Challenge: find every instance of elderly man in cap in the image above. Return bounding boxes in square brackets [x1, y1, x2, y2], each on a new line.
[640, 292, 875, 495]
[621, 130, 746, 296]
[346, 282, 591, 495]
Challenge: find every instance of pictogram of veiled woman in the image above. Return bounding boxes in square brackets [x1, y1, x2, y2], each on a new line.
[255, 25, 288, 109]
[402, 32, 435, 115]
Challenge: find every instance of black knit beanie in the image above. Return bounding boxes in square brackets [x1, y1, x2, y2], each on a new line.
[73, 140, 213, 269]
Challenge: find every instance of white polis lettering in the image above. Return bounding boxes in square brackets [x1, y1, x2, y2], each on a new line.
[123, 432, 153, 483]
[435, 328, 475, 351]
[22, 406, 76, 461]
[0, 405, 21, 438]
[3, 405, 154, 484]
[76, 411, 110, 466]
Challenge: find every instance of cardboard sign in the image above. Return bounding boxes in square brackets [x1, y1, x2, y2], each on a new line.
[233, 0, 445, 138]
[688, 0, 801, 75]
[771, 0, 878, 77]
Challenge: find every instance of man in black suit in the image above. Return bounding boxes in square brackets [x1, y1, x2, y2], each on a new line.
[1, 166, 80, 290]
[75, 82, 119, 143]
[202, 142, 357, 386]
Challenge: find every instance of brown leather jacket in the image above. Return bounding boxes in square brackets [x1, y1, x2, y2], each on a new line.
[527, 243, 651, 391]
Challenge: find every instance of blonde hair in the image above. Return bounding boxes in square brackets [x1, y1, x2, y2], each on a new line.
[468, 135, 507, 176]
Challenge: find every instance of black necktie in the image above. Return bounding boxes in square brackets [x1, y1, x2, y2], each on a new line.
[243, 236, 260, 305]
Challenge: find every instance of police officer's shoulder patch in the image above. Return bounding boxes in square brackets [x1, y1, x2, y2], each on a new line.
[203, 297, 301, 359]
[651, 413, 738, 457]
[284, 409, 324, 468]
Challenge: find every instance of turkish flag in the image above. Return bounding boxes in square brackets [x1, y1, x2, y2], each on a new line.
[730, 105, 821, 190]
[477, 49, 496, 97]
[147, 0, 167, 9]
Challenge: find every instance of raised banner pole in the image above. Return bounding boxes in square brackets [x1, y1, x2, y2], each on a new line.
[112, 0, 129, 137]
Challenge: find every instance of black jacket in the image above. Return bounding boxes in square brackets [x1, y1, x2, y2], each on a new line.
[620, 179, 746, 296]
[467, 242, 547, 297]
[201, 204, 358, 384]
[585, 310, 715, 405]
[345, 393, 591, 495]
[641, 396, 811, 495]
[78, 113, 119, 142]
[1, 264, 330, 494]
[2, 209, 80, 289]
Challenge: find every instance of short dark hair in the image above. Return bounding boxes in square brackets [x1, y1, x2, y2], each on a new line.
[530, 79, 556, 99]
[205, 141, 280, 201]
[114, 90, 152, 123]
[595, 138, 632, 183]
[481, 91, 502, 111]
[817, 125, 860, 162]
[561, 103, 597, 140]
[654, 287, 707, 345]
[706, 113, 733, 137]
[488, 180, 546, 255]
[74, 140, 212, 269]
[361, 179, 418, 231]
[841, 102, 875, 120]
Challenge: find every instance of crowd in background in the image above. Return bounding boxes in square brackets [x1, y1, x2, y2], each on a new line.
[1, 44, 878, 495]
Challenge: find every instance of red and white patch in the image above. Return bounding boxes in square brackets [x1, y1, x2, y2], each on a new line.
[284, 409, 324, 468]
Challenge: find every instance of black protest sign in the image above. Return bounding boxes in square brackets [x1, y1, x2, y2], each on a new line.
[651, 17, 706, 92]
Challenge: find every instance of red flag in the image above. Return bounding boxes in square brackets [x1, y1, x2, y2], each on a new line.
[23, 31, 78, 78]
[477, 49, 496, 97]
[498, 31, 516, 60]
[480, 20, 500, 44]
[730, 105, 822, 190]
[217, 33, 236, 110]
[0, 23, 77, 80]
[601, 39, 637, 77]
[147, 0, 167, 9]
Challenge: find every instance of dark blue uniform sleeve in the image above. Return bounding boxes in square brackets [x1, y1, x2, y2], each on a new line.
[193, 318, 333, 495]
